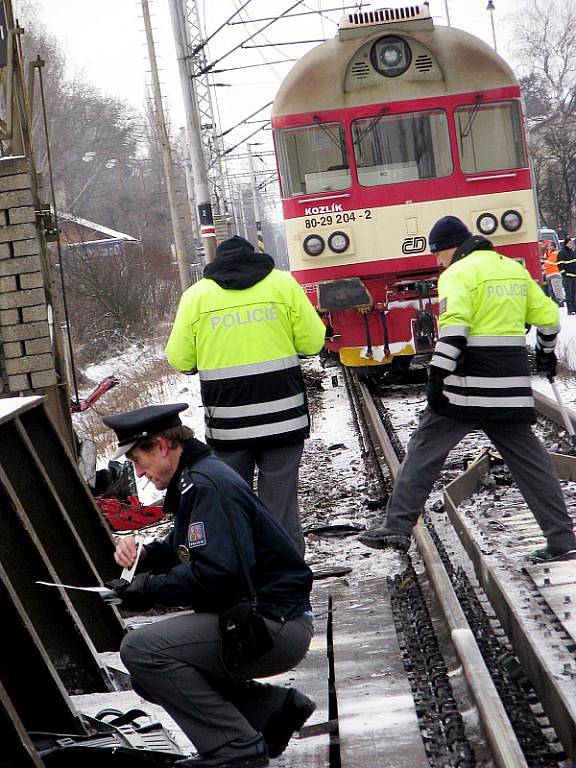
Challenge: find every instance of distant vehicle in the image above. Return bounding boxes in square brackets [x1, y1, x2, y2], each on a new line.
[540, 227, 560, 250]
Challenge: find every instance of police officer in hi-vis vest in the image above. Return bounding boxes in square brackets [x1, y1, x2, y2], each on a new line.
[361, 216, 576, 564]
[166, 235, 326, 553]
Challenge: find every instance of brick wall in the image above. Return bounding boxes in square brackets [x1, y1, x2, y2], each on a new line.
[0, 156, 57, 395]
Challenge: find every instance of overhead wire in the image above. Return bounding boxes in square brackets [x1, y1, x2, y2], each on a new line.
[232, 0, 294, 83]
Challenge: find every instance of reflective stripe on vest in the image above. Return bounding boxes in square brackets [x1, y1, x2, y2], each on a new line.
[445, 375, 532, 389]
[431, 354, 457, 372]
[206, 415, 309, 441]
[445, 392, 534, 408]
[439, 325, 469, 338]
[466, 336, 526, 347]
[199, 355, 300, 381]
[434, 341, 461, 359]
[205, 393, 306, 419]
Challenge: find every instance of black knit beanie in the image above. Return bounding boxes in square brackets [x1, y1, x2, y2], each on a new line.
[429, 216, 472, 253]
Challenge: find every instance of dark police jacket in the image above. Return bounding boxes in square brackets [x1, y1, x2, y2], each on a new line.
[142, 439, 312, 620]
[557, 245, 576, 277]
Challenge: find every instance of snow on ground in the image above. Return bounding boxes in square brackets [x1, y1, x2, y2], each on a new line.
[525, 304, 576, 406]
[69, 308, 576, 753]
[71, 356, 386, 752]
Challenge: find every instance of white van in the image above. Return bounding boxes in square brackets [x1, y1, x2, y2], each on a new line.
[540, 227, 561, 249]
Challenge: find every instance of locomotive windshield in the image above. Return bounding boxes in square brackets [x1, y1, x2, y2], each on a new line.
[351, 110, 452, 186]
[275, 122, 350, 197]
[455, 101, 527, 173]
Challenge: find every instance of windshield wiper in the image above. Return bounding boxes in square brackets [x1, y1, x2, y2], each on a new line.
[460, 94, 484, 139]
[311, 116, 345, 152]
[352, 107, 389, 146]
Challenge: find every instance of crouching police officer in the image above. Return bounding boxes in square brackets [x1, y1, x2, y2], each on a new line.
[360, 216, 576, 564]
[102, 403, 316, 768]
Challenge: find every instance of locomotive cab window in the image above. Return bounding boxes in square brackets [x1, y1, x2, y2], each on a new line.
[352, 110, 452, 186]
[456, 101, 527, 173]
[275, 122, 350, 197]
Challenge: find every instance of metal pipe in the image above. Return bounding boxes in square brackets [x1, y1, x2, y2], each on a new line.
[167, 0, 216, 263]
[142, 0, 191, 287]
[247, 143, 264, 251]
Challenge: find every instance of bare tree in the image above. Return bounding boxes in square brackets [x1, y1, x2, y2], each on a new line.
[16, 2, 183, 365]
[513, 0, 576, 232]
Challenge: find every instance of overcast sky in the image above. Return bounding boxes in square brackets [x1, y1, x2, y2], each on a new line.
[28, 0, 521, 157]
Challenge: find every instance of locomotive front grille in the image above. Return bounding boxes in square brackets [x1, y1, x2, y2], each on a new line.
[343, 5, 431, 28]
[351, 61, 371, 79]
[414, 54, 433, 71]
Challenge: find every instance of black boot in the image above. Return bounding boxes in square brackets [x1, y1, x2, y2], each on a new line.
[529, 546, 576, 563]
[177, 735, 268, 768]
[358, 525, 411, 552]
[263, 689, 316, 758]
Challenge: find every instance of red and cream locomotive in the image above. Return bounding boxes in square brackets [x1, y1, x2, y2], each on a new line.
[272, 4, 539, 368]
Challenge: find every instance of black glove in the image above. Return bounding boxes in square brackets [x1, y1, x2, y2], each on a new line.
[426, 369, 449, 411]
[535, 348, 557, 378]
[105, 573, 154, 612]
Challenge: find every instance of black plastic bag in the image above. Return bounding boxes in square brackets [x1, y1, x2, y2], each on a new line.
[94, 460, 137, 500]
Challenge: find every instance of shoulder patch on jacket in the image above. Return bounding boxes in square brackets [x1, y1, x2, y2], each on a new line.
[188, 521, 207, 548]
[179, 470, 195, 495]
[439, 297, 447, 315]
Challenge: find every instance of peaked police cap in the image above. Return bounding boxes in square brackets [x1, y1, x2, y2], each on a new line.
[102, 403, 189, 460]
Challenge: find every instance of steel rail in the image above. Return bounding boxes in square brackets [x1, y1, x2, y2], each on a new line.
[357, 380, 529, 768]
[439, 387, 576, 761]
[443, 456, 576, 760]
[534, 386, 576, 430]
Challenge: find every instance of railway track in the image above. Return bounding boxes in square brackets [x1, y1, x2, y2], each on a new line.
[345, 368, 576, 768]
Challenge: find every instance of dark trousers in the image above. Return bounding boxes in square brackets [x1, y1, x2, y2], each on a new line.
[385, 409, 576, 552]
[215, 441, 305, 553]
[120, 612, 313, 755]
[563, 275, 576, 313]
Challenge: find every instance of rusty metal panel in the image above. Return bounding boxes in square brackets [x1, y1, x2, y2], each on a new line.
[0, 681, 46, 768]
[0, 560, 84, 735]
[0, 478, 110, 694]
[18, 405, 118, 581]
[0, 398, 123, 652]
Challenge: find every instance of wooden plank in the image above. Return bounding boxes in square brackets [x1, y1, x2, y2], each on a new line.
[526, 563, 576, 644]
[527, 561, 576, 589]
[332, 578, 429, 768]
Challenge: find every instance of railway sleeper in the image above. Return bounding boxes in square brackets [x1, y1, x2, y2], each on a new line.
[424, 515, 567, 766]
[389, 566, 476, 767]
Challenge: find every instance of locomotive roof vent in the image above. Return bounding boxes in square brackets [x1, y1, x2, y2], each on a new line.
[339, 4, 433, 39]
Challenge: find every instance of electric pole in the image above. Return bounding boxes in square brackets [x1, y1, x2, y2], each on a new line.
[168, 0, 217, 263]
[247, 143, 264, 252]
[487, 0, 497, 52]
[141, 0, 190, 289]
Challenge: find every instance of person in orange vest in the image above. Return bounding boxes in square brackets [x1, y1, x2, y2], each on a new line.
[541, 240, 565, 307]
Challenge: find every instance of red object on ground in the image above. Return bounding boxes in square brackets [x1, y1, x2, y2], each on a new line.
[71, 376, 119, 413]
[95, 495, 164, 531]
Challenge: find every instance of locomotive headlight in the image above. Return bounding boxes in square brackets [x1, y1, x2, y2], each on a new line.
[328, 231, 350, 254]
[371, 36, 412, 78]
[501, 210, 523, 232]
[476, 213, 498, 235]
[303, 234, 325, 256]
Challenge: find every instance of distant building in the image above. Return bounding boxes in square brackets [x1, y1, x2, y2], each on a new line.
[58, 213, 140, 259]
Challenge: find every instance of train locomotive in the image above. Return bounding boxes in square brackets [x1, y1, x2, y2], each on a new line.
[271, 4, 539, 368]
